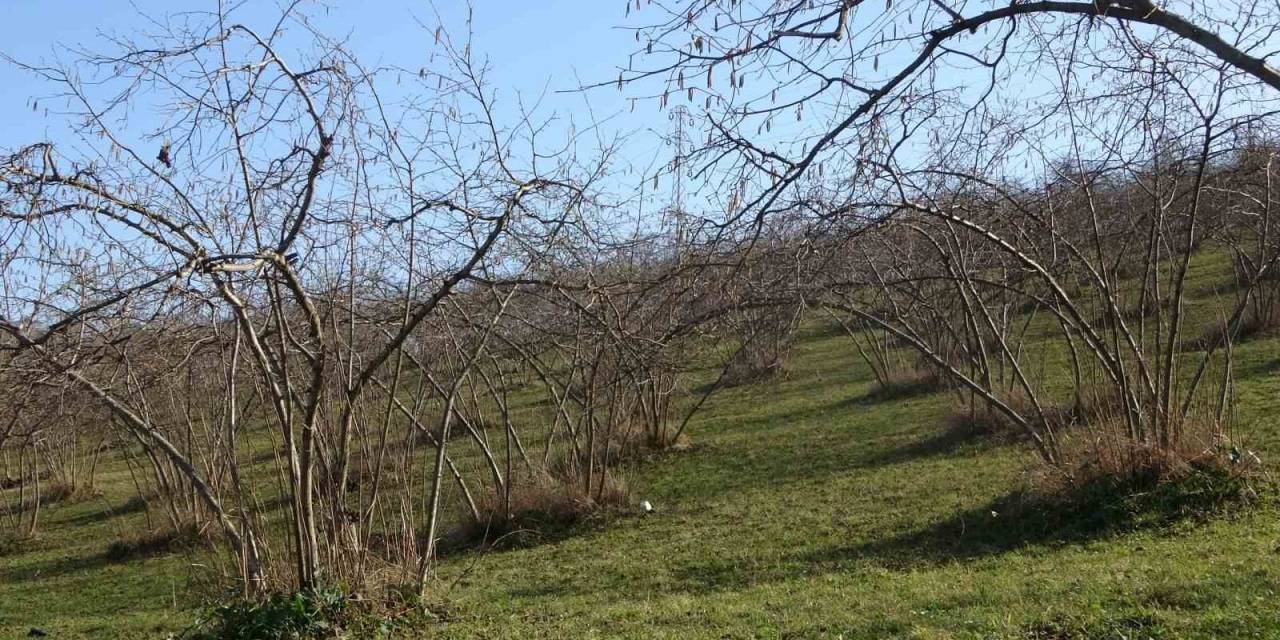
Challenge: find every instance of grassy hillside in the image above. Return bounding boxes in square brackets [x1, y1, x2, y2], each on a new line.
[3, 251, 1280, 639]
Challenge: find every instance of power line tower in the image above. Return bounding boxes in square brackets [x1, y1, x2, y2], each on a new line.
[666, 105, 694, 258]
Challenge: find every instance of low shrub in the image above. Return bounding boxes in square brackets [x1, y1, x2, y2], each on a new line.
[187, 585, 351, 640]
[991, 414, 1262, 544]
[1043, 415, 1259, 499]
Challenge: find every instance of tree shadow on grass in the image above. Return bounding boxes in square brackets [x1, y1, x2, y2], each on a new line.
[1236, 352, 1280, 380]
[504, 581, 578, 599]
[860, 408, 1026, 468]
[364, 507, 635, 568]
[864, 423, 1006, 468]
[802, 464, 1254, 571]
[0, 526, 207, 582]
[61, 494, 151, 526]
[0, 483, 100, 517]
[667, 556, 805, 595]
[849, 370, 949, 405]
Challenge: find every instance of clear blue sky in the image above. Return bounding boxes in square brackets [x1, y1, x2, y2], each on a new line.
[0, 0, 669, 169]
[5, 1, 1258, 214]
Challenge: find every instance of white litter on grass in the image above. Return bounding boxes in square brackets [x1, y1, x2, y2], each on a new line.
[640, 500, 654, 513]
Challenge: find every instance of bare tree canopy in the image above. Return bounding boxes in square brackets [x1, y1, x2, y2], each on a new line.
[1, 0, 1278, 636]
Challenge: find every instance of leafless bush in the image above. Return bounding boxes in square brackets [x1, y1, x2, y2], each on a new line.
[0, 3, 637, 598]
[2, 0, 1278, 610]
[610, 0, 1280, 491]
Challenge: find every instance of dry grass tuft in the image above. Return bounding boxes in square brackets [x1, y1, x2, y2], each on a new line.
[1187, 295, 1280, 351]
[721, 357, 788, 387]
[940, 390, 1064, 444]
[1066, 385, 1128, 425]
[0, 480, 101, 516]
[1195, 313, 1280, 349]
[104, 523, 212, 562]
[996, 413, 1262, 538]
[1042, 414, 1258, 493]
[1094, 297, 1169, 329]
[865, 365, 944, 401]
[445, 469, 632, 551]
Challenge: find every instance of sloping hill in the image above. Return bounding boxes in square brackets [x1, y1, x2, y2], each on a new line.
[3, 252, 1279, 639]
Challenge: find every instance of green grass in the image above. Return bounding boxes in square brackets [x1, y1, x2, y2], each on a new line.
[4, 251, 1280, 638]
[413, 326, 1280, 639]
